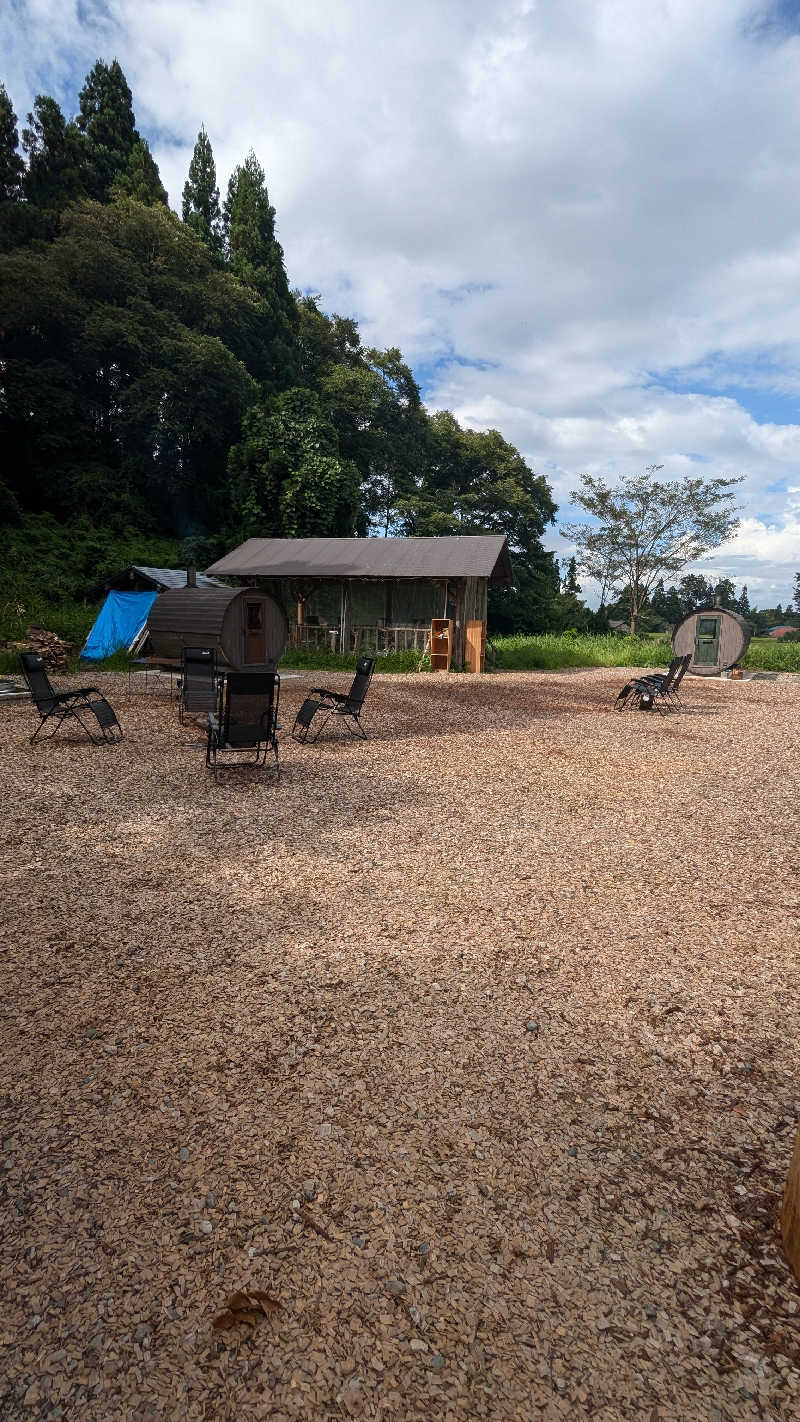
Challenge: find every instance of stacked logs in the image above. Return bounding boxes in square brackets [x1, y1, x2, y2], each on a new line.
[9, 626, 76, 670]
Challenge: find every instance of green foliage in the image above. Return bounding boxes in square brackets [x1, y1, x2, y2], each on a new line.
[0, 82, 24, 201]
[229, 387, 360, 539]
[182, 126, 223, 259]
[279, 645, 425, 673]
[22, 97, 86, 212]
[110, 138, 168, 206]
[0, 510, 179, 612]
[740, 638, 800, 671]
[492, 633, 673, 671]
[77, 59, 139, 201]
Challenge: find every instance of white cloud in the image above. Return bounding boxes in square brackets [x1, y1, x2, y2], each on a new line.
[3, 0, 800, 605]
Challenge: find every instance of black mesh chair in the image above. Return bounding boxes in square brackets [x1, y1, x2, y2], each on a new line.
[178, 646, 220, 724]
[292, 656, 376, 744]
[206, 672, 280, 780]
[20, 651, 123, 745]
[614, 653, 690, 714]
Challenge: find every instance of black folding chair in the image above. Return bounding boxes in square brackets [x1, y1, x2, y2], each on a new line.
[615, 654, 678, 713]
[19, 651, 123, 745]
[292, 656, 376, 744]
[178, 646, 220, 724]
[639, 653, 692, 710]
[206, 672, 280, 781]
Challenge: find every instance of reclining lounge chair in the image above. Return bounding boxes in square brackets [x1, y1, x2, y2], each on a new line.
[178, 646, 220, 724]
[292, 656, 376, 744]
[20, 651, 123, 745]
[614, 653, 691, 713]
[206, 671, 280, 781]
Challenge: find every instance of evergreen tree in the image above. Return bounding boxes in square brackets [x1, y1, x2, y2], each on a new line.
[712, 576, 737, 610]
[110, 138, 168, 206]
[22, 96, 86, 208]
[182, 125, 223, 259]
[77, 59, 139, 201]
[562, 556, 581, 595]
[0, 83, 24, 200]
[793, 572, 799, 615]
[737, 583, 752, 618]
[224, 150, 298, 384]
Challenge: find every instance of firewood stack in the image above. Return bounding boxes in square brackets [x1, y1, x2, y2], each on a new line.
[19, 626, 76, 670]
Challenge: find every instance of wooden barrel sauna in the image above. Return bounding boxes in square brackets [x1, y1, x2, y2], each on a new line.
[146, 587, 288, 671]
[672, 607, 752, 677]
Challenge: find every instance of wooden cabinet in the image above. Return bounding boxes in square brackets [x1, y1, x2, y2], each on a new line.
[430, 618, 453, 672]
[465, 619, 486, 674]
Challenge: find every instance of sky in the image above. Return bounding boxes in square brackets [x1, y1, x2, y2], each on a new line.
[3, 0, 800, 609]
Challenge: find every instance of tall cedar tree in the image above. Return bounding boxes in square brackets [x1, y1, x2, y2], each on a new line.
[77, 59, 139, 201]
[224, 151, 298, 384]
[0, 84, 24, 199]
[111, 138, 168, 206]
[182, 126, 223, 259]
[22, 96, 86, 209]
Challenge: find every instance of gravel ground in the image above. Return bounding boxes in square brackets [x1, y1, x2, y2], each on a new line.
[1, 667, 799, 1421]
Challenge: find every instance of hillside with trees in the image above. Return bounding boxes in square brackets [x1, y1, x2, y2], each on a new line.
[0, 62, 566, 635]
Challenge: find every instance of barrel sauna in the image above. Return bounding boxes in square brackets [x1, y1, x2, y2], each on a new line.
[146, 587, 288, 670]
[672, 607, 752, 676]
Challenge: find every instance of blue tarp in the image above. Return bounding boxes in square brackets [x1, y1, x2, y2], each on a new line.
[81, 590, 157, 660]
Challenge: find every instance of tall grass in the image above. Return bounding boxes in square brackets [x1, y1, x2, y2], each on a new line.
[740, 638, 800, 672]
[491, 633, 673, 670]
[279, 645, 427, 674]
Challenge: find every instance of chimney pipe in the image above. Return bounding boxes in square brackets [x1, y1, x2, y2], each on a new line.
[187, 566, 197, 588]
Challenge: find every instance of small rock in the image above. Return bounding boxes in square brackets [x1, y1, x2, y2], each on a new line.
[431, 1354, 445, 1370]
[418, 1242, 430, 1256]
[103, 1043, 117, 1054]
[386, 1280, 407, 1296]
[200, 1220, 213, 1234]
[179, 1148, 190, 1162]
[526, 1021, 539, 1033]
[644, 1304, 657, 1319]
[302, 1179, 317, 1201]
[85, 1029, 97, 1039]
[134, 1323, 151, 1343]
[352, 1234, 366, 1248]
[205, 1193, 216, 1209]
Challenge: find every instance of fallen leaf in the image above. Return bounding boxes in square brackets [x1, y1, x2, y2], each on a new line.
[212, 1289, 280, 1330]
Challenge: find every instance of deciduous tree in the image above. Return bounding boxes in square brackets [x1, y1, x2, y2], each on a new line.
[562, 467, 742, 635]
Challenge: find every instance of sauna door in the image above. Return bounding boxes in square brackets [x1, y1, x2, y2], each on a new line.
[694, 614, 720, 667]
[243, 597, 267, 664]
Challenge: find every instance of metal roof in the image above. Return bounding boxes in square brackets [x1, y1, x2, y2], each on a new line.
[131, 565, 225, 590]
[206, 536, 513, 584]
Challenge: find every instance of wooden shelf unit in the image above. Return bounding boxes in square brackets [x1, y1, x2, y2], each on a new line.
[430, 618, 453, 672]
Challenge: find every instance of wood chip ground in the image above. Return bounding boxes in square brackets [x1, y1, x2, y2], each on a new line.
[1, 668, 799, 1420]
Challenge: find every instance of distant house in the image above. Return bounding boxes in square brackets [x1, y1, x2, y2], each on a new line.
[90, 564, 225, 596]
[768, 625, 798, 639]
[206, 535, 513, 669]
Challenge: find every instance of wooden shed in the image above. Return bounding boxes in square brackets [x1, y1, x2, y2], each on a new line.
[672, 606, 752, 676]
[146, 586, 288, 670]
[205, 535, 513, 671]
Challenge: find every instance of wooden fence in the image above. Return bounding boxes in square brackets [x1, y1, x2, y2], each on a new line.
[289, 625, 430, 655]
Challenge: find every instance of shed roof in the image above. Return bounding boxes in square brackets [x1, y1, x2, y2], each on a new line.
[130, 565, 226, 590]
[206, 536, 513, 584]
[93, 565, 227, 594]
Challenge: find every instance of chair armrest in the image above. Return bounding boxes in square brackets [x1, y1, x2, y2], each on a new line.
[310, 687, 347, 702]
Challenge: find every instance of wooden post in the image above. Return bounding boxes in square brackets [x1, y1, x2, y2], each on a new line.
[781, 1126, 800, 1283]
[453, 579, 466, 669]
[340, 581, 351, 654]
[296, 598, 304, 626]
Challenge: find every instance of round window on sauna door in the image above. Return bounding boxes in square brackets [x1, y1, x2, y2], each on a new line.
[243, 597, 266, 664]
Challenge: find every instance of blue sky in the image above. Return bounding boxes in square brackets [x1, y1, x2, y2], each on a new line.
[3, 0, 800, 608]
